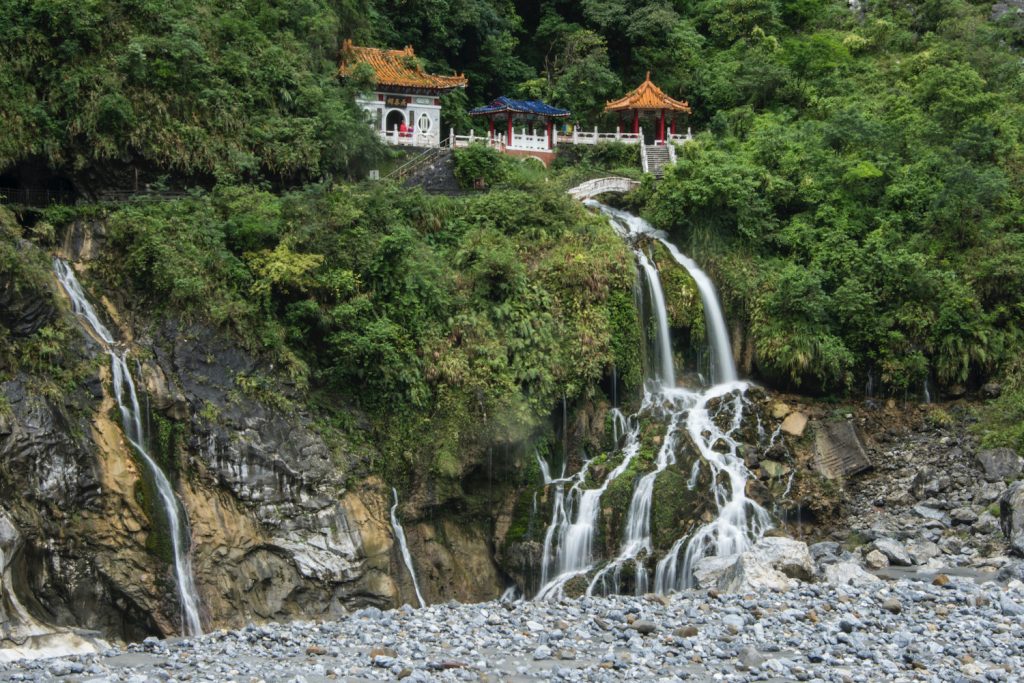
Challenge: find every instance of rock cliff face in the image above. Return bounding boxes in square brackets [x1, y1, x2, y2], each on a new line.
[1, 222, 508, 646]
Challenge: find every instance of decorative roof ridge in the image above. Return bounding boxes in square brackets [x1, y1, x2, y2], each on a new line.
[604, 73, 692, 113]
[339, 40, 467, 91]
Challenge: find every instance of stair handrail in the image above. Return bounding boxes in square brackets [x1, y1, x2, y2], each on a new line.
[640, 137, 649, 174]
[385, 138, 451, 182]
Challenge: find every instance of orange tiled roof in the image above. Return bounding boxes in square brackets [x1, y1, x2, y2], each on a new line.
[339, 40, 467, 92]
[605, 73, 692, 113]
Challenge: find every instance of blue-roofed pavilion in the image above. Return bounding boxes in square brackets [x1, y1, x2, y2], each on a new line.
[469, 97, 571, 150]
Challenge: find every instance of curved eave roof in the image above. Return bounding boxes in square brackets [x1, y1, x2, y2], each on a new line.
[605, 73, 692, 113]
[339, 40, 467, 92]
[469, 96, 571, 118]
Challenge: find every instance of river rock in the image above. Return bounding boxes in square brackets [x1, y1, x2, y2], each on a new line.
[906, 540, 941, 565]
[977, 448, 1022, 482]
[973, 511, 1000, 534]
[864, 549, 889, 569]
[737, 645, 766, 670]
[872, 537, 913, 566]
[718, 553, 791, 593]
[981, 382, 1002, 399]
[999, 481, 1024, 555]
[809, 541, 842, 566]
[823, 562, 883, 588]
[975, 481, 1007, 505]
[912, 504, 950, 526]
[753, 536, 815, 580]
[951, 507, 979, 525]
[910, 466, 949, 499]
[759, 459, 790, 479]
[781, 411, 808, 437]
[693, 556, 737, 589]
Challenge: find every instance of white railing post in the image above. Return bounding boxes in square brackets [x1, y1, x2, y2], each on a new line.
[573, 128, 578, 144]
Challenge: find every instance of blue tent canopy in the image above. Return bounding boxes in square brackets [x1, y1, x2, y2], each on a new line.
[469, 96, 571, 119]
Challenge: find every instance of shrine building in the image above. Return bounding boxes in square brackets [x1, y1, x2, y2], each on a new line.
[339, 40, 467, 148]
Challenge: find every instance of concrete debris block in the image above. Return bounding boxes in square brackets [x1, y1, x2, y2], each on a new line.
[813, 420, 872, 480]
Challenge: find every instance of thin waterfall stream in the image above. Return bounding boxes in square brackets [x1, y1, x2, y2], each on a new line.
[390, 488, 426, 607]
[535, 203, 770, 598]
[53, 259, 203, 636]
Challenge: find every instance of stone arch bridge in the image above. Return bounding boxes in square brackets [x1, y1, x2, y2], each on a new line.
[567, 177, 641, 200]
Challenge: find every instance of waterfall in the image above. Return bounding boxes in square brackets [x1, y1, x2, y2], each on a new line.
[389, 488, 426, 607]
[534, 203, 769, 599]
[599, 203, 737, 384]
[53, 260, 202, 636]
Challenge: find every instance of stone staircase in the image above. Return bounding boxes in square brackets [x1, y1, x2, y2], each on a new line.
[642, 144, 673, 178]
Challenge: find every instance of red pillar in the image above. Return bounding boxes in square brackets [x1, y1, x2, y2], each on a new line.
[507, 114, 513, 147]
[632, 110, 639, 135]
[489, 115, 495, 142]
[547, 120, 553, 149]
[671, 114, 677, 136]
[659, 109, 666, 143]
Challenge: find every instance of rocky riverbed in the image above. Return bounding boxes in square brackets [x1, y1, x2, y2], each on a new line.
[3, 569, 1024, 683]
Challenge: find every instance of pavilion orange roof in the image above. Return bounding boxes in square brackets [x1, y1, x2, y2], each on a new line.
[605, 73, 692, 113]
[339, 40, 467, 92]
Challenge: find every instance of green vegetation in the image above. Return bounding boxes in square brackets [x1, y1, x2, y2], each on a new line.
[0, 0, 382, 183]
[91, 179, 638, 488]
[639, 0, 1024, 396]
[975, 359, 1024, 453]
[3, 0, 1023, 486]
[453, 144, 508, 188]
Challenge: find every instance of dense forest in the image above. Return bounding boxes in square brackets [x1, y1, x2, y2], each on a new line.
[2, 0, 1023, 460]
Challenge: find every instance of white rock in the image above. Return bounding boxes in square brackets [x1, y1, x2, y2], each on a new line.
[823, 562, 883, 588]
[751, 537, 815, 580]
[718, 553, 792, 593]
[872, 537, 913, 566]
[692, 555, 738, 589]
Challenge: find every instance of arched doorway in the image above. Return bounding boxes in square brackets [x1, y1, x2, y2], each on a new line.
[385, 110, 406, 132]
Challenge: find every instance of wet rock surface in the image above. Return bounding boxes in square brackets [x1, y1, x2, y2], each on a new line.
[3, 579, 1024, 682]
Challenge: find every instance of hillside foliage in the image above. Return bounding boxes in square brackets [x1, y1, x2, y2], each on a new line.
[2, 0, 1023, 446]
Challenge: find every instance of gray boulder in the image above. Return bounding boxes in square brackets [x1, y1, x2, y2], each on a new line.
[906, 540, 941, 565]
[708, 537, 814, 593]
[718, 553, 791, 593]
[692, 556, 738, 589]
[872, 537, 913, 566]
[977, 448, 1022, 483]
[823, 562, 883, 588]
[752, 537, 815, 581]
[999, 481, 1024, 555]
[910, 466, 950, 499]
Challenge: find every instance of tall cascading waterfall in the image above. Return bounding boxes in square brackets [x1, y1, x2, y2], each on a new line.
[53, 259, 203, 636]
[389, 488, 426, 607]
[534, 203, 770, 599]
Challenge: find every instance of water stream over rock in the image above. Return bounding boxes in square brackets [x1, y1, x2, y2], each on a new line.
[54, 260, 203, 636]
[534, 204, 770, 598]
[390, 488, 426, 607]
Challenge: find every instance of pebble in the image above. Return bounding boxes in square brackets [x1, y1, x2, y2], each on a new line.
[3, 581, 1024, 682]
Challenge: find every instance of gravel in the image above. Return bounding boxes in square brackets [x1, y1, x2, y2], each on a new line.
[3, 578, 1024, 682]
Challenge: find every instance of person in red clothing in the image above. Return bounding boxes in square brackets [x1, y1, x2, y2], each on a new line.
[398, 121, 408, 139]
